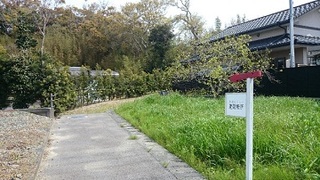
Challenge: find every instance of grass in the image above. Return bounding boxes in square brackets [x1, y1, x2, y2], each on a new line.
[115, 93, 320, 180]
[128, 134, 138, 140]
[161, 162, 169, 168]
[62, 98, 139, 115]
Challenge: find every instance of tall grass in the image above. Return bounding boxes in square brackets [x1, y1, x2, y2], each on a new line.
[116, 93, 320, 179]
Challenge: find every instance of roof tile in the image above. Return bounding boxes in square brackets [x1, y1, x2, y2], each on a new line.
[211, 0, 320, 41]
[249, 34, 320, 50]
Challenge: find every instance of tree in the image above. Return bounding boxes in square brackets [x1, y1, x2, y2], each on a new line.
[0, 0, 37, 54]
[40, 58, 77, 113]
[15, 11, 38, 50]
[215, 17, 222, 32]
[0, 10, 11, 35]
[35, 0, 65, 57]
[147, 23, 174, 72]
[119, 0, 173, 57]
[230, 14, 246, 26]
[170, 35, 271, 97]
[172, 0, 205, 40]
[0, 52, 42, 108]
[44, 6, 82, 66]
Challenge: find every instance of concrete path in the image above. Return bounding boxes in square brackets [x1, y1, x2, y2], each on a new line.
[35, 111, 204, 180]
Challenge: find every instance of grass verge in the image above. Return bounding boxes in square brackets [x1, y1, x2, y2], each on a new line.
[62, 98, 139, 115]
[115, 93, 320, 179]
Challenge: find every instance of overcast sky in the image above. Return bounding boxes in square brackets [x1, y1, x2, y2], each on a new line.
[65, 0, 311, 28]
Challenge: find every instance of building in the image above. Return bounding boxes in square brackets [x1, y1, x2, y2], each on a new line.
[69, 67, 119, 76]
[211, 0, 320, 69]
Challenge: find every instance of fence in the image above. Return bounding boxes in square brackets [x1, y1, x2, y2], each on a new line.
[257, 66, 320, 98]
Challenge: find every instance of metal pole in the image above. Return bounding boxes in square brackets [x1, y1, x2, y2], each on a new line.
[289, 0, 295, 68]
[50, 93, 54, 108]
[246, 78, 254, 180]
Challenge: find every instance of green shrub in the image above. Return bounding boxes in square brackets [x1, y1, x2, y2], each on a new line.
[0, 52, 77, 113]
[0, 51, 10, 107]
[0, 52, 42, 108]
[40, 59, 77, 113]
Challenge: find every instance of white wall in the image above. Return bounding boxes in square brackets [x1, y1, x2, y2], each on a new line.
[249, 7, 320, 41]
[293, 8, 320, 37]
[270, 47, 308, 65]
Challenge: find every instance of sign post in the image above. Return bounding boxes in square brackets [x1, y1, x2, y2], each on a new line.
[245, 77, 254, 180]
[227, 71, 262, 180]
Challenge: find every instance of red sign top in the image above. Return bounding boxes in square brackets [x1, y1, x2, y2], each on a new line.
[229, 71, 263, 83]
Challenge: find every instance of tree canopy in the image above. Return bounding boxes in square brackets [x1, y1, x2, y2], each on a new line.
[0, 0, 233, 70]
[0, 0, 272, 110]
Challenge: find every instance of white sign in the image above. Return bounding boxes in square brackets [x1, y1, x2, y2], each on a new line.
[225, 93, 246, 117]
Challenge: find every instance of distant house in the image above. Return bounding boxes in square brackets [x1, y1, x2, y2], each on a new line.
[69, 67, 119, 76]
[211, 0, 320, 69]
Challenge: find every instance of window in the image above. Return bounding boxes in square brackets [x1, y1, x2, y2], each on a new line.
[273, 57, 286, 69]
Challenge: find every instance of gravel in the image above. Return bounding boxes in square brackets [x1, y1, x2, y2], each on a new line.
[0, 110, 53, 180]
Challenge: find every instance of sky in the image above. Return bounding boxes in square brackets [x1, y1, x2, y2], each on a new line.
[65, 0, 312, 28]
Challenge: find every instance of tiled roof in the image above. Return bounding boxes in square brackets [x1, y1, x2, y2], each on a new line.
[249, 34, 320, 50]
[182, 34, 320, 63]
[211, 0, 320, 41]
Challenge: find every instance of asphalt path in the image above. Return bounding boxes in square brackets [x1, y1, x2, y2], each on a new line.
[35, 111, 204, 180]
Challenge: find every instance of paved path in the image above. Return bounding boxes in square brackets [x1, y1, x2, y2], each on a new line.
[36, 111, 204, 180]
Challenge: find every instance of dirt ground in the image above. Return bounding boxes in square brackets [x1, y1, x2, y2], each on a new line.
[0, 110, 53, 180]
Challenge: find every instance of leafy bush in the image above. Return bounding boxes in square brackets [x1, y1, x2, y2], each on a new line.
[0, 49, 173, 112]
[40, 58, 77, 113]
[0, 52, 77, 113]
[0, 52, 42, 108]
[94, 68, 116, 101]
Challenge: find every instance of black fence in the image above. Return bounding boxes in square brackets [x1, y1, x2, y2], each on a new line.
[257, 66, 320, 98]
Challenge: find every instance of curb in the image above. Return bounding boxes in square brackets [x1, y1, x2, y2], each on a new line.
[108, 110, 205, 180]
[32, 117, 56, 180]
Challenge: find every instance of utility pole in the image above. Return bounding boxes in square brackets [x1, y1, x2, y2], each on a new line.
[289, 0, 295, 68]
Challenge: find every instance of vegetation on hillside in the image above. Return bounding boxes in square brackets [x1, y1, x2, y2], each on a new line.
[0, 0, 271, 112]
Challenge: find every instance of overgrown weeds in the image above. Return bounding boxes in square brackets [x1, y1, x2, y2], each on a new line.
[116, 93, 320, 179]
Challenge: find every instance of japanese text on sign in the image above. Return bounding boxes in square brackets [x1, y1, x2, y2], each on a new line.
[225, 93, 246, 117]
[229, 101, 245, 110]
